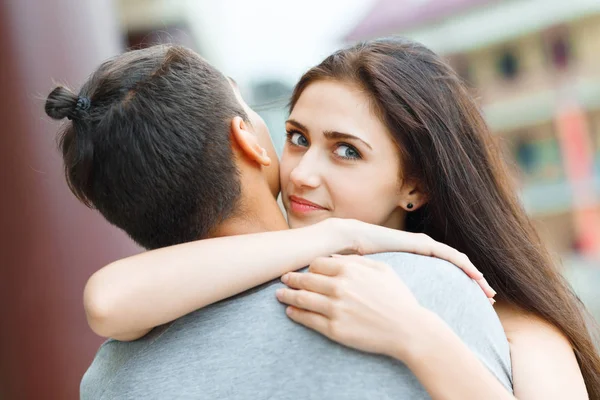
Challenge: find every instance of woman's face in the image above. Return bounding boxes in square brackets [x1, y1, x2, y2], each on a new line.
[280, 80, 407, 229]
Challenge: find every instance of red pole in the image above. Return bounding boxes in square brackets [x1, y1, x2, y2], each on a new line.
[555, 99, 600, 256]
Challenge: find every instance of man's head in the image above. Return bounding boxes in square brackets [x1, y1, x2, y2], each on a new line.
[45, 44, 279, 249]
[227, 77, 280, 199]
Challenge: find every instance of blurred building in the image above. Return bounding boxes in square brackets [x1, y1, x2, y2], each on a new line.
[348, 0, 600, 259]
[348, 0, 600, 315]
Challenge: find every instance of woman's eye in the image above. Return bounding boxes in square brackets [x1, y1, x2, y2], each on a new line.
[334, 144, 361, 160]
[289, 132, 309, 147]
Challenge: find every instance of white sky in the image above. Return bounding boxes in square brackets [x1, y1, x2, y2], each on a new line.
[186, 0, 377, 89]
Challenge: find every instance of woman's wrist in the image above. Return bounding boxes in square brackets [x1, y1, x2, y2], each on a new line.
[386, 306, 446, 364]
[317, 217, 358, 255]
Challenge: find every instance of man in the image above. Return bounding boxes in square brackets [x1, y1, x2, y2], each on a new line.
[47, 45, 511, 398]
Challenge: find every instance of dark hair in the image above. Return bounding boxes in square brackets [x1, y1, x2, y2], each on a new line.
[291, 37, 600, 395]
[45, 45, 245, 249]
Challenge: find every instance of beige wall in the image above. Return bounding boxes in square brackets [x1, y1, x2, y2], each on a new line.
[454, 14, 600, 105]
[445, 14, 600, 258]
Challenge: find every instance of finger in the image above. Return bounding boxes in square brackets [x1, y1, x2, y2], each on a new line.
[476, 277, 497, 299]
[285, 306, 331, 336]
[419, 240, 493, 297]
[276, 288, 333, 317]
[331, 254, 386, 269]
[308, 256, 345, 276]
[416, 238, 484, 281]
[281, 272, 336, 296]
[451, 253, 484, 281]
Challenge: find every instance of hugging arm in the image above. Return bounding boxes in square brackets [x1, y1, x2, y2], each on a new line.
[84, 219, 492, 341]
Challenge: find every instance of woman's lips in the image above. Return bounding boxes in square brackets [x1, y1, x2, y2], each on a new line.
[288, 196, 327, 214]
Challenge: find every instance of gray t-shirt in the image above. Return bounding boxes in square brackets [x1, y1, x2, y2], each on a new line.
[81, 253, 513, 399]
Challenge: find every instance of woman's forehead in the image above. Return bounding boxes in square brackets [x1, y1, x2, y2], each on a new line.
[290, 81, 390, 143]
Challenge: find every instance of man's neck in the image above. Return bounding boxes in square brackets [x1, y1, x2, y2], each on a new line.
[210, 189, 288, 238]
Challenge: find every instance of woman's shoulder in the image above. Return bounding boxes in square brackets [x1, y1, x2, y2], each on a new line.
[495, 301, 565, 341]
[494, 301, 575, 355]
[494, 303, 587, 397]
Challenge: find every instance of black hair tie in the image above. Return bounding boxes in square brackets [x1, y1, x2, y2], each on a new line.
[67, 96, 91, 120]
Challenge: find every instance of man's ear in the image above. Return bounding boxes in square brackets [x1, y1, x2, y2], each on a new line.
[230, 116, 271, 166]
[398, 178, 428, 211]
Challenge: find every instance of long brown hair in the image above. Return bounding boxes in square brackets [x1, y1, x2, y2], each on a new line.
[290, 37, 600, 396]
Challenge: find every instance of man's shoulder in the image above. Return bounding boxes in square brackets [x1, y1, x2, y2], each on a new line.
[366, 252, 513, 391]
[365, 251, 452, 266]
[365, 252, 474, 286]
[364, 252, 485, 313]
[81, 324, 172, 399]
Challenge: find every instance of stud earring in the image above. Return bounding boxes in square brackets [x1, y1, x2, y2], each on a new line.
[407, 203, 414, 210]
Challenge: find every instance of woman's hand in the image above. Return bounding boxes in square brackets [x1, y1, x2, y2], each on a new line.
[277, 254, 519, 400]
[330, 218, 495, 299]
[276, 254, 428, 360]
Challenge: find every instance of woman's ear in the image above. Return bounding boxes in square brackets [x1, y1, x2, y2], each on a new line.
[398, 178, 427, 212]
[230, 116, 271, 166]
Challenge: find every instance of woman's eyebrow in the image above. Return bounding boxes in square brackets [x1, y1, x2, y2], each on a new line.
[286, 119, 308, 132]
[323, 130, 373, 150]
[286, 119, 372, 149]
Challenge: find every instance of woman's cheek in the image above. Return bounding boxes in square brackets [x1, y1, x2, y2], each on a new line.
[329, 176, 371, 216]
[278, 153, 294, 187]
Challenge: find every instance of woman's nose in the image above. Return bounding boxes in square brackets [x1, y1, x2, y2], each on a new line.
[289, 152, 321, 189]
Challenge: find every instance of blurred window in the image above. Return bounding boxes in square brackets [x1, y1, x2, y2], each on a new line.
[550, 36, 570, 69]
[513, 130, 564, 184]
[497, 48, 519, 80]
[543, 27, 572, 71]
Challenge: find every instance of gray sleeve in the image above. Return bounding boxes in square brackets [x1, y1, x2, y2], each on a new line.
[80, 325, 171, 400]
[80, 340, 127, 400]
[366, 252, 513, 391]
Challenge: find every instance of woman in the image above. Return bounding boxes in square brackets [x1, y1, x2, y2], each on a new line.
[48, 38, 600, 398]
[274, 38, 600, 398]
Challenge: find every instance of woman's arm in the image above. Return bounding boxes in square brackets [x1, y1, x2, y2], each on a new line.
[398, 310, 516, 400]
[409, 305, 588, 399]
[84, 218, 491, 341]
[85, 219, 348, 340]
[494, 303, 588, 399]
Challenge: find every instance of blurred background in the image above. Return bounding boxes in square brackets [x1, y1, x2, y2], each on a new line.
[1, 0, 599, 398]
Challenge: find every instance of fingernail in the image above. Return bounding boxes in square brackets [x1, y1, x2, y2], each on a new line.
[331, 254, 343, 258]
[490, 298, 496, 305]
[286, 307, 294, 316]
[276, 288, 284, 299]
[281, 274, 289, 283]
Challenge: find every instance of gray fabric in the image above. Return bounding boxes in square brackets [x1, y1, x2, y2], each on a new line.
[81, 252, 513, 399]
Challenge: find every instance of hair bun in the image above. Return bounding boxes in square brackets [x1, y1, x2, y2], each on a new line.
[45, 86, 79, 120]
